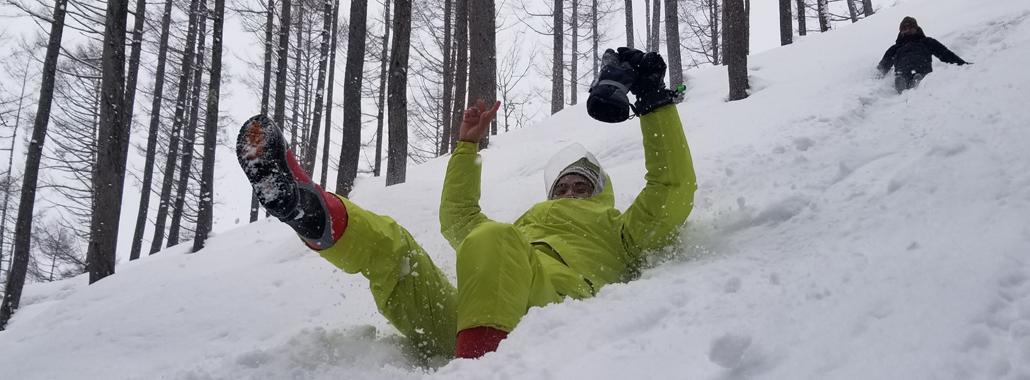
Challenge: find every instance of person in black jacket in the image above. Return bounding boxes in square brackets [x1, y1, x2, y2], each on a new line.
[878, 17, 969, 93]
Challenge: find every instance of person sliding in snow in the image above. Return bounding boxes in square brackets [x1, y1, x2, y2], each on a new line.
[878, 16, 969, 93]
[235, 48, 696, 360]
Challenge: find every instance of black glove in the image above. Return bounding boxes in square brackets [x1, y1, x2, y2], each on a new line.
[617, 47, 679, 115]
[586, 49, 635, 123]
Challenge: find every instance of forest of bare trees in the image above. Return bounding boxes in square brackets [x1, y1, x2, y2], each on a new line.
[0, 0, 879, 330]
[1, 0, 71, 330]
[0, 0, 232, 328]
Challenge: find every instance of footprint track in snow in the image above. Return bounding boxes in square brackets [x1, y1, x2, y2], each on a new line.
[954, 254, 1030, 378]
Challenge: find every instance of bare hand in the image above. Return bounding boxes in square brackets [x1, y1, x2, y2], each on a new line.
[458, 99, 501, 144]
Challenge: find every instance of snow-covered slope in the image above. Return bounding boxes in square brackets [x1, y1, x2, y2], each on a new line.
[3, 0, 1030, 378]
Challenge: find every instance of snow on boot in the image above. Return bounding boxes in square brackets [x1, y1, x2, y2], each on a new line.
[237, 114, 347, 250]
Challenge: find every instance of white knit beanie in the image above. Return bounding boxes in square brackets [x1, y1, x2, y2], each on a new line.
[548, 157, 605, 199]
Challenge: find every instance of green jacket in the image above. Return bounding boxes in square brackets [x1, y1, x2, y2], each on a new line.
[440, 105, 697, 293]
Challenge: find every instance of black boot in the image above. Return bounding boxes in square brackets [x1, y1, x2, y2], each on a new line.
[236, 115, 348, 250]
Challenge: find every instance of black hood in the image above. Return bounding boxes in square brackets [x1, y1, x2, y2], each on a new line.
[896, 27, 927, 44]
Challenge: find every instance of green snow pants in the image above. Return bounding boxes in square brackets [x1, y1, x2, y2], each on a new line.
[316, 197, 576, 358]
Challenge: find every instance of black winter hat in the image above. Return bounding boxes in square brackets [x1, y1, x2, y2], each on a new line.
[900, 17, 919, 31]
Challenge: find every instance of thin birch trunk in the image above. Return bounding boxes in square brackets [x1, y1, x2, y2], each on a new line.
[319, 0, 339, 188]
[150, 0, 201, 254]
[373, 0, 391, 175]
[86, 0, 130, 282]
[336, 0, 367, 195]
[448, 0, 468, 150]
[304, 0, 334, 174]
[664, 0, 682, 86]
[550, 0, 564, 114]
[130, 0, 175, 259]
[624, 0, 633, 48]
[193, 0, 226, 252]
[570, 0, 578, 106]
[385, 0, 412, 186]
[2, 0, 69, 325]
[779, 0, 793, 45]
[167, 2, 209, 247]
[440, 0, 453, 156]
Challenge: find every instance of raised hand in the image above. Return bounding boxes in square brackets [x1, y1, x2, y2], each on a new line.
[458, 99, 501, 144]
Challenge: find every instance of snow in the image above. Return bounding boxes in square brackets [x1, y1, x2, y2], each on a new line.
[3, 0, 1030, 378]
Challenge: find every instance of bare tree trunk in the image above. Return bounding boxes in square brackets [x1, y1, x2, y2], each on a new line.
[261, 0, 274, 115]
[86, 0, 130, 283]
[468, 0, 496, 111]
[550, 0, 564, 114]
[440, 0, 454, 156]
[0, 0, 69, 330]
[570, 0, 578, 106]
[289, 2, 303, 151]
[48, 253, 56, 282]
[130, 0, 174, 259]
[478, 0, 496, 147]
[274, 0, 293, 131]
[319, 0, 339, 188]
[300, 32, 313, 159]
[253, 0, 275, 222]
[664, 0, 682, 86]
[385, 0, 412, 186]
[374, 0, 392, 175]
[194, 0, 226, 252]
[336, 0, 367, 195]
[817, 0, 829, 32]
[591, 0, 598, 78]
[304, 0, 334, 176]
[846, 0, 859, 22]
[650, 0, 660, 52]
[744, 0, 750, 54]
[644, 0, 650, 51]
[711, 0, 720, 65]
[720, 0, 726, 65]
[862, 0, 874, 16]
[168, 3, 209, 247]
[724, 0, 748, 101]
[796, 0, 807, 36]
[779, 0, 793, 45]
[449, 0, 468, 150]
[150, 0, 201, 254]
[0, 71, 28, 276]
[624, 0, 633, 48]
[123, 0, 147, 151]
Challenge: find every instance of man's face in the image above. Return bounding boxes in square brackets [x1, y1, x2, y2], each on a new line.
[552, 173, 595, 200]
[900, 25, 917, 36]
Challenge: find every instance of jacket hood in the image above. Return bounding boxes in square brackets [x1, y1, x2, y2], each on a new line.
[544, 143, 615, 206]
[896, 27, 926, 43]
[899, 16, 919, 31]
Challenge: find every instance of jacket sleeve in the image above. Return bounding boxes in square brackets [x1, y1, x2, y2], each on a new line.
[877, 44, 899, 74]
[926, 38, 967, 65]
[440, 141, 493, 249]
[618, 105, 697, 257]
